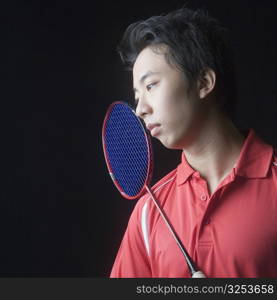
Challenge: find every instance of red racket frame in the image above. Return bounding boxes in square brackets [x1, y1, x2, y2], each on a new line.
[102, 101, 154, 200]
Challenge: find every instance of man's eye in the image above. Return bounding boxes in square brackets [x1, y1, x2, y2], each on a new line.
[146, 82, 157, 91]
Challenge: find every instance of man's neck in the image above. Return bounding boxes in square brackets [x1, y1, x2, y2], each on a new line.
[183, 111, 245, 195]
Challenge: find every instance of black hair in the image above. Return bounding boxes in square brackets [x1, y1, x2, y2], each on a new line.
[117, 6, 237, 119]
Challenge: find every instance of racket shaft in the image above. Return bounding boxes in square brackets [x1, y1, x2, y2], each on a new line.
[145, 186, 205, 277]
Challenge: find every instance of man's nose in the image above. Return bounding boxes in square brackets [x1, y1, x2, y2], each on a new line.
[135, 95, 152, 119]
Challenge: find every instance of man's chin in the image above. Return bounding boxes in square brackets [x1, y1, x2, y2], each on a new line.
[158, 137, 183, 150]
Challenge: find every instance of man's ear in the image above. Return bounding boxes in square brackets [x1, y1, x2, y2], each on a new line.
[198, 68, 216, 99]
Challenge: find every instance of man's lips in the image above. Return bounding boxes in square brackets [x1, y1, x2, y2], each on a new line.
[146, 123, 161, 136]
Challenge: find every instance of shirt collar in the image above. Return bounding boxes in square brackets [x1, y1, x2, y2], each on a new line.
[234, 129, 273, 178]
[177, 129, 273, 186]
[176, 152, 195, 186]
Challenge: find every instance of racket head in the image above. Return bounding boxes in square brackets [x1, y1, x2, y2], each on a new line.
[102, 101, 153, 200]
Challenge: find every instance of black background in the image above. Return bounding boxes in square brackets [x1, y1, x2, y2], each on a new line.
[0, 0, 276, 277]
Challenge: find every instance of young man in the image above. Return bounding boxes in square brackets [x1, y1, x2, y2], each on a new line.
[110, 7, 277, 277]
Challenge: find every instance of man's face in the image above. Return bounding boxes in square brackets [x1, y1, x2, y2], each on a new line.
[133, 45, 207, 149]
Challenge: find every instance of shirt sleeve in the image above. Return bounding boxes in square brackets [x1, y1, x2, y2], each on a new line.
[110, 199, 152, 278]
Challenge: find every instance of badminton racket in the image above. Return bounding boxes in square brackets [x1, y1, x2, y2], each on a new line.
[102, 101, 206, 278]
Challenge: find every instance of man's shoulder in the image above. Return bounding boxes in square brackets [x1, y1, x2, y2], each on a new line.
[134, 167, 178, 211]
[128, 166, 178, 233]
[151, 168, 178, 191]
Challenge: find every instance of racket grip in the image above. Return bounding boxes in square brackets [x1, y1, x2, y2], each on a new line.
[192, 271, 206, 278]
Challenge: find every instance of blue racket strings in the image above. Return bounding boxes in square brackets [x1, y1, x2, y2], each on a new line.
[103, 102, 152, 198]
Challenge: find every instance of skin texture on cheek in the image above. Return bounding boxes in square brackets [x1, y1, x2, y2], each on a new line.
[158, 101, 201, 149]
[155, 76, 203, 149]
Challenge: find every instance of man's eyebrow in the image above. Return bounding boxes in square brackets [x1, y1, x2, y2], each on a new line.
[133, 71, 160, 93]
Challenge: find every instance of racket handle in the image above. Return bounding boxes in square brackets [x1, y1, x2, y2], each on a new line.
[192, 270, 206, 278]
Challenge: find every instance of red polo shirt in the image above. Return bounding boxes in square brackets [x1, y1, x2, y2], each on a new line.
[110, 129, 277, 277]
